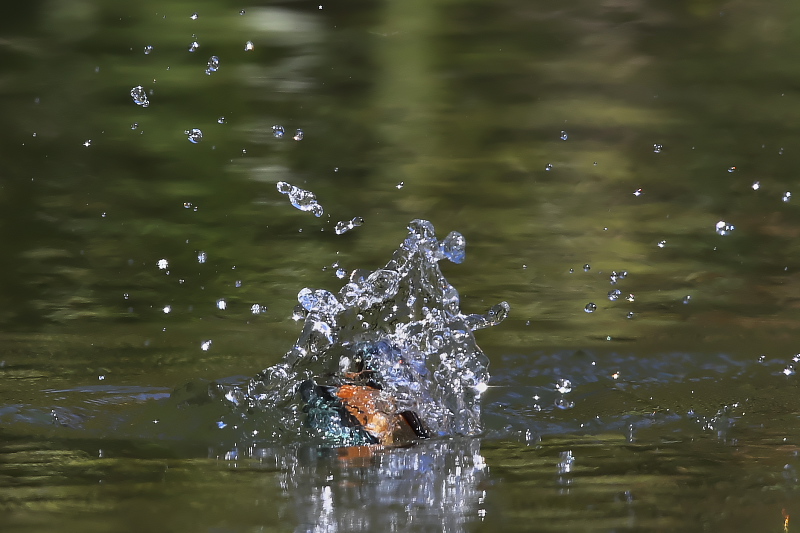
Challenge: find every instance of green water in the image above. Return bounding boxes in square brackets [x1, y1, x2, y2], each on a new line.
[2, 0, 800, 531]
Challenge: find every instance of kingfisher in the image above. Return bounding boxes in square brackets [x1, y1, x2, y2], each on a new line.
[299, 341, 430, 447]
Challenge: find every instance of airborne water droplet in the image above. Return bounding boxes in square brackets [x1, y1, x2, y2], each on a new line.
[335, 217, 364, 235]
[272, 125, 285, 138]
[244, 41, 255, 51]
[185, 128, 203, 143]
[608, 289, 621, 301]
[783, 191, 792, 202]
[556, 378, 573, 394]
[584, 303, 597, 313]
[216, 298, 227, 310]
[276, 181, 323, 217]
[293, 129, 304, 141]
[130, 86, 149, 107]
[653, 144, 663, 153]
[205, 55, 220, 75]
[144, 45, 154, 55]
[715, 220, 735, 236]
[560, 130, 568, 141]
[188, 41, 199, 52]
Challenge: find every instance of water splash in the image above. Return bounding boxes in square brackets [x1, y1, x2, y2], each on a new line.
[277, 181, 324, 217]
[218, 220, 509, 446]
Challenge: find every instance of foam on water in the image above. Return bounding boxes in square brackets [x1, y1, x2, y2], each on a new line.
[219, 220, 509, 445]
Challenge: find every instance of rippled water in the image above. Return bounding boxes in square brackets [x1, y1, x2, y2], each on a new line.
[3, 0, 800, 531]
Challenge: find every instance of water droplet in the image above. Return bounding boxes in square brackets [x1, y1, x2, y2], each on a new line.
[216, 298, 227, 310]
[185, 128, 203, 143]
[657, 240, 666, 248]
[545, 163, 554, 171]
[205, 55, 220, 75]
[217, 117, 226, 124]
[626, 311, 634, 319]
[276, 181, 324, 217]
[131, 123, 139, 130]
[83, 139, 92, 147]
[783, 365, 795, 376]
[157, 258, 168, 270]
[757, 354, 766, 363]
[235, 280, 242, 288]
[560, 131, 568, 141]
[244, 41, 255, 51]
[197, 251, 208, 263]
[715, 220, 735, 236]
[293, 129, 304, 141]
[272, 125, 285, 138]
[784, 191, 792, 202]
[555, 398, 574, 410]
[752, 181, 761, 190]
[239, 9, 246, 15]
[334, 217, 364, 235]
[556, 378, 573, 394]
[335, 268, 347, 279]
[189, 41, 199, 52]
[727, 166, 736, 173]
[682, 295, 692, 304]
[396, 181, 405, 189]
[144, 45, 154, 55]
[583, 263, 590, 272]
[201, 340, 212, 351]
[625, 294, 635, 302]
[250, 303, 265, 314]
[568, 268, 574, 273]
[633, 188, 643, 196]
[584, 303, 597, 313]
[190, 12, 198, 20]
[653, 144, 663, 153]
[123, 293, 130, 300]
[608, 289, 621, 301]
[131, 85, 150, 107]
[163, 305, 171, 314]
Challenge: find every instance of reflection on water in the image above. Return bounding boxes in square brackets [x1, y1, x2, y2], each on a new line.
[228, 439, 487, 533]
